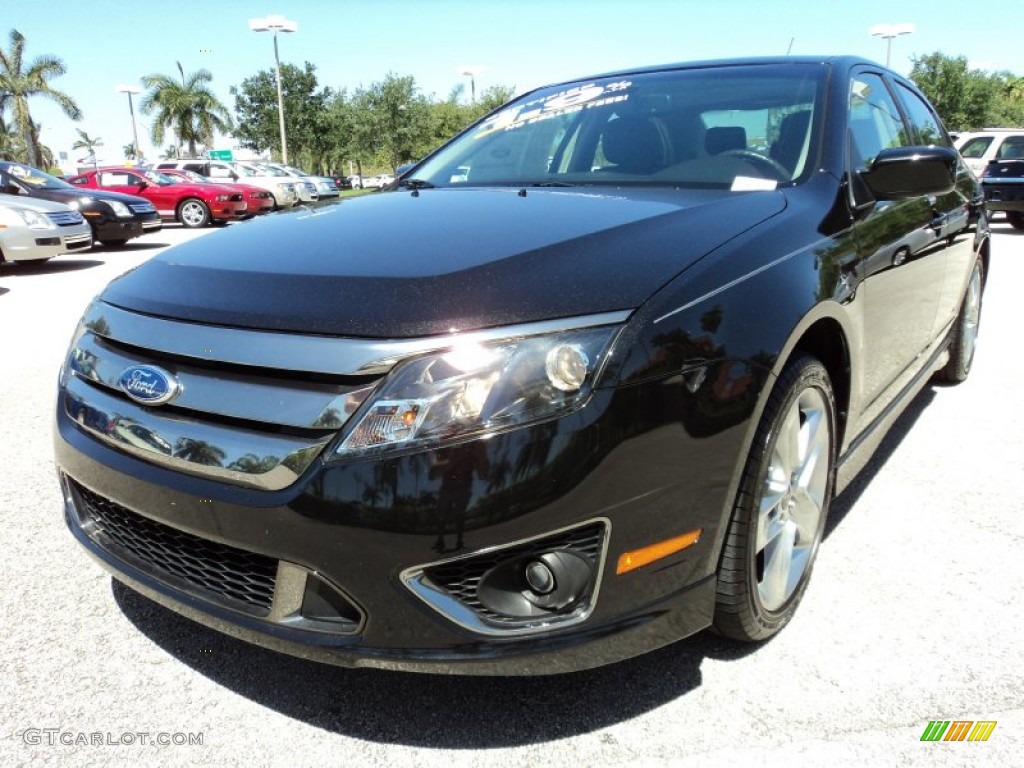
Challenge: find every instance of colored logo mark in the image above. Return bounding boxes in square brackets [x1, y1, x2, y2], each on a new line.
[118, 364, 181, 405]
[920, 720, 997, 742]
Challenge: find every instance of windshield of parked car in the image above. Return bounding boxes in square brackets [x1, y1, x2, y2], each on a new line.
[251, 164, 289, 177]
[0, 162, 76, 189]
[142, 170, 178, 186]
[413, 64, 824, 190]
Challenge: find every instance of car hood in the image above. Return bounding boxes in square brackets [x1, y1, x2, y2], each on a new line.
[0, 194, 77, 214]
[100, 187, 786, 337]
[28, 187, 152, 207]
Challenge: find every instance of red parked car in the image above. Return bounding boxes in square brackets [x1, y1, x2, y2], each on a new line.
[157, 168, 274, 218]
[69, 168, 247, 228]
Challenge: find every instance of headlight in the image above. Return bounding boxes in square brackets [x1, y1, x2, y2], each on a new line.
[107, 200, 132, 218]
[334, 325, 620, 457]
[13, 207, 51, 229]
[215, 194, 231, 202]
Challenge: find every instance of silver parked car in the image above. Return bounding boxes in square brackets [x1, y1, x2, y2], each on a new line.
[0, 195, 92, 264]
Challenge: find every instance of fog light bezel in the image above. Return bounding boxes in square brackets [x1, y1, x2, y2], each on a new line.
[400, 518, 610, 637]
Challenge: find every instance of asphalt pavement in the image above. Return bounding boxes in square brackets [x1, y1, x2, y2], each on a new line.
[1, 220, 1021, 767]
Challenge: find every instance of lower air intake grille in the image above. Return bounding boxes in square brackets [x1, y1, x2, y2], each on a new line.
[70, 480, 277, 614]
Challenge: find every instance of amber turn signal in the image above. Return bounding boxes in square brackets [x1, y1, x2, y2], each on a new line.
[616, 529, 702, 575]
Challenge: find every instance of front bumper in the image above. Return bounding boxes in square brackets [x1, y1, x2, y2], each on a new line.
[91, 214, 162, 242]
[54, 375, 733, 674]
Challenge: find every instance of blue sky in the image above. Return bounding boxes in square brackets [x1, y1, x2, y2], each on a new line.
[6, 0, 1022, 168]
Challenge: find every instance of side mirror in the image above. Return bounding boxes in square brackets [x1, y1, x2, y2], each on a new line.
[859, 146, 957, 199]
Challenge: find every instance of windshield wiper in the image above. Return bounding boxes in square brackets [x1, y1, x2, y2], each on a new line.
[527, 181, 575, 187]
[399, 178, 435, 189]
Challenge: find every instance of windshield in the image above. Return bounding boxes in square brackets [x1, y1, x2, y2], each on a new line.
[413, 64, 824, 190]
[251, 164, 288, 177]
[142, 170, 178, 186]
[0, 162, 74, 190]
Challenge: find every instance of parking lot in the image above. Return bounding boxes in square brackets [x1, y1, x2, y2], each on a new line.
[1, 221, 1021, 767]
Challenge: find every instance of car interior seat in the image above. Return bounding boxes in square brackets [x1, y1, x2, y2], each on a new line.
[770, 110, 812, 178]
[705, 126, 747, 155]
[599, 115, 672, 174]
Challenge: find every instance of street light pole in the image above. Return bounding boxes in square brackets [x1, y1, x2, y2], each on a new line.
[115, 85, 142, 163]
[249, 15, 298, 164]
[869, 23, 915, 68]
[458, 66, 485, 105]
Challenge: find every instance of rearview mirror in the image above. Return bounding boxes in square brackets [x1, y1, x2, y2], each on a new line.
[859, 146, 957, 200]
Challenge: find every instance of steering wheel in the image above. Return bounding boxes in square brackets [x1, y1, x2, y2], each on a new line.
[718, 149, 791, 182]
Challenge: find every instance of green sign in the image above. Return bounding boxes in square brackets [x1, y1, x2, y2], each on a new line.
[208, 150, 233, 161]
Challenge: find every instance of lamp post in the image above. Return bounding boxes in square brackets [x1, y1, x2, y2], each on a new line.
[249, 14, 297, 164]
[869, 23, 915, 68]
[115, 85, 142, 163]
[458, 66, 485, 105]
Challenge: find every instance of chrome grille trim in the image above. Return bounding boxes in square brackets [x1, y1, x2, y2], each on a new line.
[69, 331, 370, 429]
[129, 202, 156, 213]
[81, 301, 631, 376]
[64, 376, 330, 490]
[47, 210, 85, 226]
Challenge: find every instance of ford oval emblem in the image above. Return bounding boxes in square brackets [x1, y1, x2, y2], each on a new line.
[118, 365, 181, 406]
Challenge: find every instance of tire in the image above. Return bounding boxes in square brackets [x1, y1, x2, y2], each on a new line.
[177, 198, 211, 228]
[99, 239, 128, 248]
[935, 256, 984, 384]
[713, 355, 836, 642]
[1007, 211, 1024, 230]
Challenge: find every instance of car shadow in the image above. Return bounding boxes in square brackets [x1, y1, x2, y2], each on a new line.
[91, 240, 169, 253]
[824, 386, 936, 538]
[112, 580, 760, 746]
[0, 258, 105, 276]
[0, 286, 9, 296]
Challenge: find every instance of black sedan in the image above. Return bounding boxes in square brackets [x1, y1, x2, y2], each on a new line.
[54, 56, 987, 675]
[980, 158, 1024, 229]
[0, 161, 161, 246]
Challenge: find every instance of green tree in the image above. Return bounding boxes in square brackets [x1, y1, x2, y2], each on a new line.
[231, 61, 331, 168]
[141, 62, 232, 159]
[72, 128, 102, 171]
[909, 53, 1014, 131]
[351, 73, 433, 172]
[0, 29, 81, 167]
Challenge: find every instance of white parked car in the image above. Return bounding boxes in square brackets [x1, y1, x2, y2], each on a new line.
[362, 174, 395, 189]
[264, 163, 338, 199]
[0, 195, 93, 264]
[249, 163, 319, 203]
[955, 129, 1024, 177]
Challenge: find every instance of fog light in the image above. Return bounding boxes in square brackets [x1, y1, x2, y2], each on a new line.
[525, 560, 556, 594]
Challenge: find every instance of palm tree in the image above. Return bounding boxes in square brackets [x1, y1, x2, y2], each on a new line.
[72, 128, 102, 171]
[0, 117, 24, 160]
[141, 62, 231, 159]
[0, 29, 81, 167]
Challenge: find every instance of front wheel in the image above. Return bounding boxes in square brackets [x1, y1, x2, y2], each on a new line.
[713, 356, 836, 642]
[935, 256, 984, 384]
[178, 198, 211, 228]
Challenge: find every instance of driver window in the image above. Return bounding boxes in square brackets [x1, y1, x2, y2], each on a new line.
[848, 74, 911, 172]
[100, 172, 135, 185]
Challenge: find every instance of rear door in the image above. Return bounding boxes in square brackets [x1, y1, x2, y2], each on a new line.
[890, 79, 976, 337]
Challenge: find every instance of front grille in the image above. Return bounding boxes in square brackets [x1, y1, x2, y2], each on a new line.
[71, 480, 277, 614]
[129, 202, 155, 214]
[423, 522, 607, 626]
[47, 210, 85, 226]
